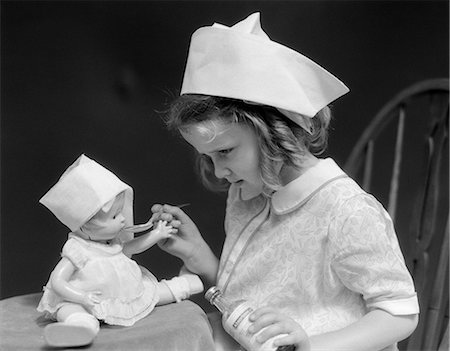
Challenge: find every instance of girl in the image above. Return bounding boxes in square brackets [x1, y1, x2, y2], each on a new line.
[38, 154, 203, 347]
[152, 13, 419, 351]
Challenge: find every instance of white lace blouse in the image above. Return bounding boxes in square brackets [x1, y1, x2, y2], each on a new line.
[217, 158, 419, 349]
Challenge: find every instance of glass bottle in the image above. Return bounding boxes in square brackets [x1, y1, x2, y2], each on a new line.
[205, 286, 296, 351]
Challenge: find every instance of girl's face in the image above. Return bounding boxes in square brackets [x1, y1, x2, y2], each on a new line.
[85, 195, 126, 242]
[180, 118, 263, 197]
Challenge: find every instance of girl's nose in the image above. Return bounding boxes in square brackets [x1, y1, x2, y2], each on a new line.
[117, 213, 125, 223]
[213, 160, 231, 179]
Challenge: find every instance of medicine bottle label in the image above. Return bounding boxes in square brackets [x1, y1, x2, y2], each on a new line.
[224, 303, 282, 351]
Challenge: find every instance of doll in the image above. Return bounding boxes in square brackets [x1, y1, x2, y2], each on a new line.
[37, 154, 203, 347]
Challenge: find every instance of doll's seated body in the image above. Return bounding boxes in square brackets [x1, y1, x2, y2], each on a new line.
[37, 155, 203, 347]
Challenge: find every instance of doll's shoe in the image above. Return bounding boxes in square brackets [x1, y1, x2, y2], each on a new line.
[178, 265, 204, 294]
[183, 274, 204, 295]
[163, 274, 204, 302]
[44, 322, 96, 347]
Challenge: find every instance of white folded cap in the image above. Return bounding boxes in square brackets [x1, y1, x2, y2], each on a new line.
[40, 154, 133, 234]
[181, 12, 349, 133]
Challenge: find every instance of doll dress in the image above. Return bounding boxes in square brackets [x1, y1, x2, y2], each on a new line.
[38, 234, 159, 326]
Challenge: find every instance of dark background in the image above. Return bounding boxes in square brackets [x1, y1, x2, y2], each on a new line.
[1, 0, 448, 314]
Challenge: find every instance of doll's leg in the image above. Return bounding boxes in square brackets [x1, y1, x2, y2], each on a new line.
[157, 274, 204, 305]
[44, 303, 99, 347]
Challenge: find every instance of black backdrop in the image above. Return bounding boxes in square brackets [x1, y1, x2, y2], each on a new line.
[1, 0, 448, 311]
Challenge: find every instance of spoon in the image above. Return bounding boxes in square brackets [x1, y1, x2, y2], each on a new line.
[124, 203, 190, 233]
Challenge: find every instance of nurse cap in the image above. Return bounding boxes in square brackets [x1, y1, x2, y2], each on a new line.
[181, 12, 349, 133]
[40, 154, 133, 237]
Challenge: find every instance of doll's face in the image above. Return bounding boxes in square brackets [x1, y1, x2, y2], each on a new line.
[84, 194, 126, 242]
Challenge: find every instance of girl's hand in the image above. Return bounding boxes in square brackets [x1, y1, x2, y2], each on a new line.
[151, 204, 218, 279]
[249, 307, 311, 350]
[82, 291, 102, 308]
[151, 204, 205, 265]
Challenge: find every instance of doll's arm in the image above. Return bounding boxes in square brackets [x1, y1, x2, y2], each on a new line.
[122, 220, 172, 257]
[50, 257, 101, 308]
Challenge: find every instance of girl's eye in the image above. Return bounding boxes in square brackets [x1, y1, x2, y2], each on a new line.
[218, 148, 233, 156]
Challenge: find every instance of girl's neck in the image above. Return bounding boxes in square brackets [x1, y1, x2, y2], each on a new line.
[279, 154, 319, 186]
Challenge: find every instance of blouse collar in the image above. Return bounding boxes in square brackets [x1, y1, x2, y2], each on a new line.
[271, 158, 347, 215]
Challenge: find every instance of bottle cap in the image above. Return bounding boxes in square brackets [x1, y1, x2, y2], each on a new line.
[204, 286, 221, 303]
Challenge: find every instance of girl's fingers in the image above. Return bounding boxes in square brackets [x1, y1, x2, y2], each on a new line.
[254, 323, 287, 344]
[273, 331, 311, 350]
[159, 212, 173, 221]
[151, 204, 163, 213]
[170, 220, 181, 228]
[248, 309, 310, 349]
[272, 333, 302, 347]
[151, 204, 191, 227]
[162, 204, 193, 223]
[149, 211, 161, 222]
[249, 307, 277, 322]
[249, 311, 279, 334]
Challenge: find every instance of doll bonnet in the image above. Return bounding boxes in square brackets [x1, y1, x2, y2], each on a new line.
[39, 154, 133, 238]
[181, 12, 349, 133]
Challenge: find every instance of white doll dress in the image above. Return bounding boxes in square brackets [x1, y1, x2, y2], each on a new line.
[38, 234, 159, 326]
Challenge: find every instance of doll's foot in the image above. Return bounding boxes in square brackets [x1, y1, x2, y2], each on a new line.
[182, 273, 204, 295]
[44, 312, 99, 347]
[162, 274, 204, 302]
[44, 323, 96, 347]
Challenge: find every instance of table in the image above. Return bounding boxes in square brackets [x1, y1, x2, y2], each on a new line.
[0, 293, 215, 350]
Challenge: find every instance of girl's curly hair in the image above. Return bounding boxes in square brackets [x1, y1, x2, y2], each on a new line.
[165, 94, 331, 196]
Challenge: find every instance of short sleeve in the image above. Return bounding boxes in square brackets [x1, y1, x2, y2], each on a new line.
[329, 194, 419, 315]
[61, 237, 88, 269]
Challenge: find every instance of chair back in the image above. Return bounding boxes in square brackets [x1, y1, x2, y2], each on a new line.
[344, 78, 449, 351]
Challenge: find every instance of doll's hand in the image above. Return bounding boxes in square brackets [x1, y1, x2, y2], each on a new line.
[82, 291, 102, 308]
[151, 220, 173, 241]
[248, 307, 311, 350]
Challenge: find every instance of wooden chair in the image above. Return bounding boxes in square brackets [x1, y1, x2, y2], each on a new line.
[344, 78, 449, 351]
